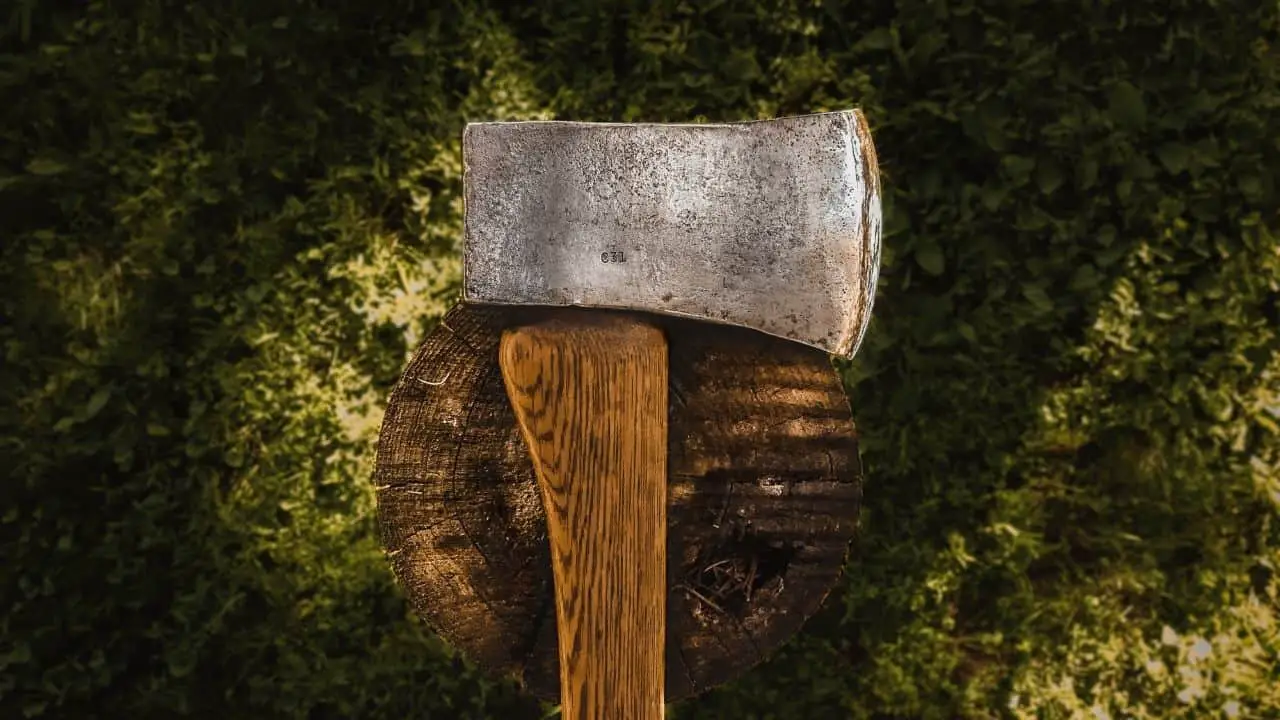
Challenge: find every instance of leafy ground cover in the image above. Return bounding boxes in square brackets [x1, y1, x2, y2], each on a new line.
[3, 1, 1278, 717]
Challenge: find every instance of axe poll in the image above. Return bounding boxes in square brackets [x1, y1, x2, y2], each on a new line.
[455, 110, 881, 720]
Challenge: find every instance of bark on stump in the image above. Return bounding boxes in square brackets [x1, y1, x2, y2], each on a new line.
[374, 305, 862, 701]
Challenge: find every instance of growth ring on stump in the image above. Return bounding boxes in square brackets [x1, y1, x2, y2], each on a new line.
[373, 304, 863, 701]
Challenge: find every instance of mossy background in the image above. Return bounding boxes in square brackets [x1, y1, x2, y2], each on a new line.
[3, 1, 1278, 718]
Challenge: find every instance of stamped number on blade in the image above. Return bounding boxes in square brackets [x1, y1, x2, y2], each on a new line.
[600, 250, 627, 263]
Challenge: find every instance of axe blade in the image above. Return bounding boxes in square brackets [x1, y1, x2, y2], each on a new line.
[461, 110, 882, 358]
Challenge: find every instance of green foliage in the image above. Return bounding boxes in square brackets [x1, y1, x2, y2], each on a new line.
[3, 0, 1278, 718]
[1, 2, 545, 717]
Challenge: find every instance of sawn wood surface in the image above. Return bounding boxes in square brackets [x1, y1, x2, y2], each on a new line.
[374, 304, 863, 702]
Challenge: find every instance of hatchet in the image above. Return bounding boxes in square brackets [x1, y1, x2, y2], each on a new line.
[461, 110, 881, 720]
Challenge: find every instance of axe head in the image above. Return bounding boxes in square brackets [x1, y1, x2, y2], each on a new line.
[461, 110, 881, 358]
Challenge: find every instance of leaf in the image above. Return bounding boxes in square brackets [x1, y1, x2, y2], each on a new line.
[1156, 144, 1190, 175]
[1126, 155, 1155, 180]
[984, 123, 1009, 152]
[980, 185, 1007, 212]
[1069, 263, 1101, 292]
[1001, 155, 1036, 186]
[1035, 158, 1064, 195]
[883, 201, 911, 238]
[1108, 81, 1147, 129]
[977, 98, 1009, 151]
[26, 158, 68, 176]
[1095, 244, 1127, 268]
[1195, 386, 1235, 422]
[915, 240, 946, 276]
[720, 48, 761, 81]
[1257, 412, 1280, 437]
[910, 31, 947, 65]
[1238, 174, 1262, 198]
[1077, 157, 1099, 189]
[84, 388, 111, 421]
[917, 166, 943, 199]
[880, 242, 897, 268]
[1022, 283, 1054, 312]
[857, 28, 894, 51]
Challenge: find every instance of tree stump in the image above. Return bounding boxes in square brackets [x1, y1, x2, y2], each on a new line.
[374, 304, 862, 701]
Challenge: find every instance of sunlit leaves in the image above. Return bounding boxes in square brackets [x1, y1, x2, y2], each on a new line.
[4, 0, 1280, 719]
[2, 2, 540, 718]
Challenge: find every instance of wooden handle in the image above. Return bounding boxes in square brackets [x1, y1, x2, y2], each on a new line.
[499, 315, 667, 720]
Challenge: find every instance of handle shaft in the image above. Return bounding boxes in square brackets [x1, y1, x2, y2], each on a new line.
[499, 315, 667, 720]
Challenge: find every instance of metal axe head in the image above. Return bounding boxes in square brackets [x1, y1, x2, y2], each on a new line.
[461, 110, 882, 359]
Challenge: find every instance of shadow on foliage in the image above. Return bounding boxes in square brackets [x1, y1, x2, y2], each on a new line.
[5, 0, 1279, 719]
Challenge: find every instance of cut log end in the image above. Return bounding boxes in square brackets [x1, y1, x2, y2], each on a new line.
[374, 305, 863, 702]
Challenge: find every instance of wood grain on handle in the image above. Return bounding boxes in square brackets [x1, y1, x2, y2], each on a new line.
[499, 315, 668, 720]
